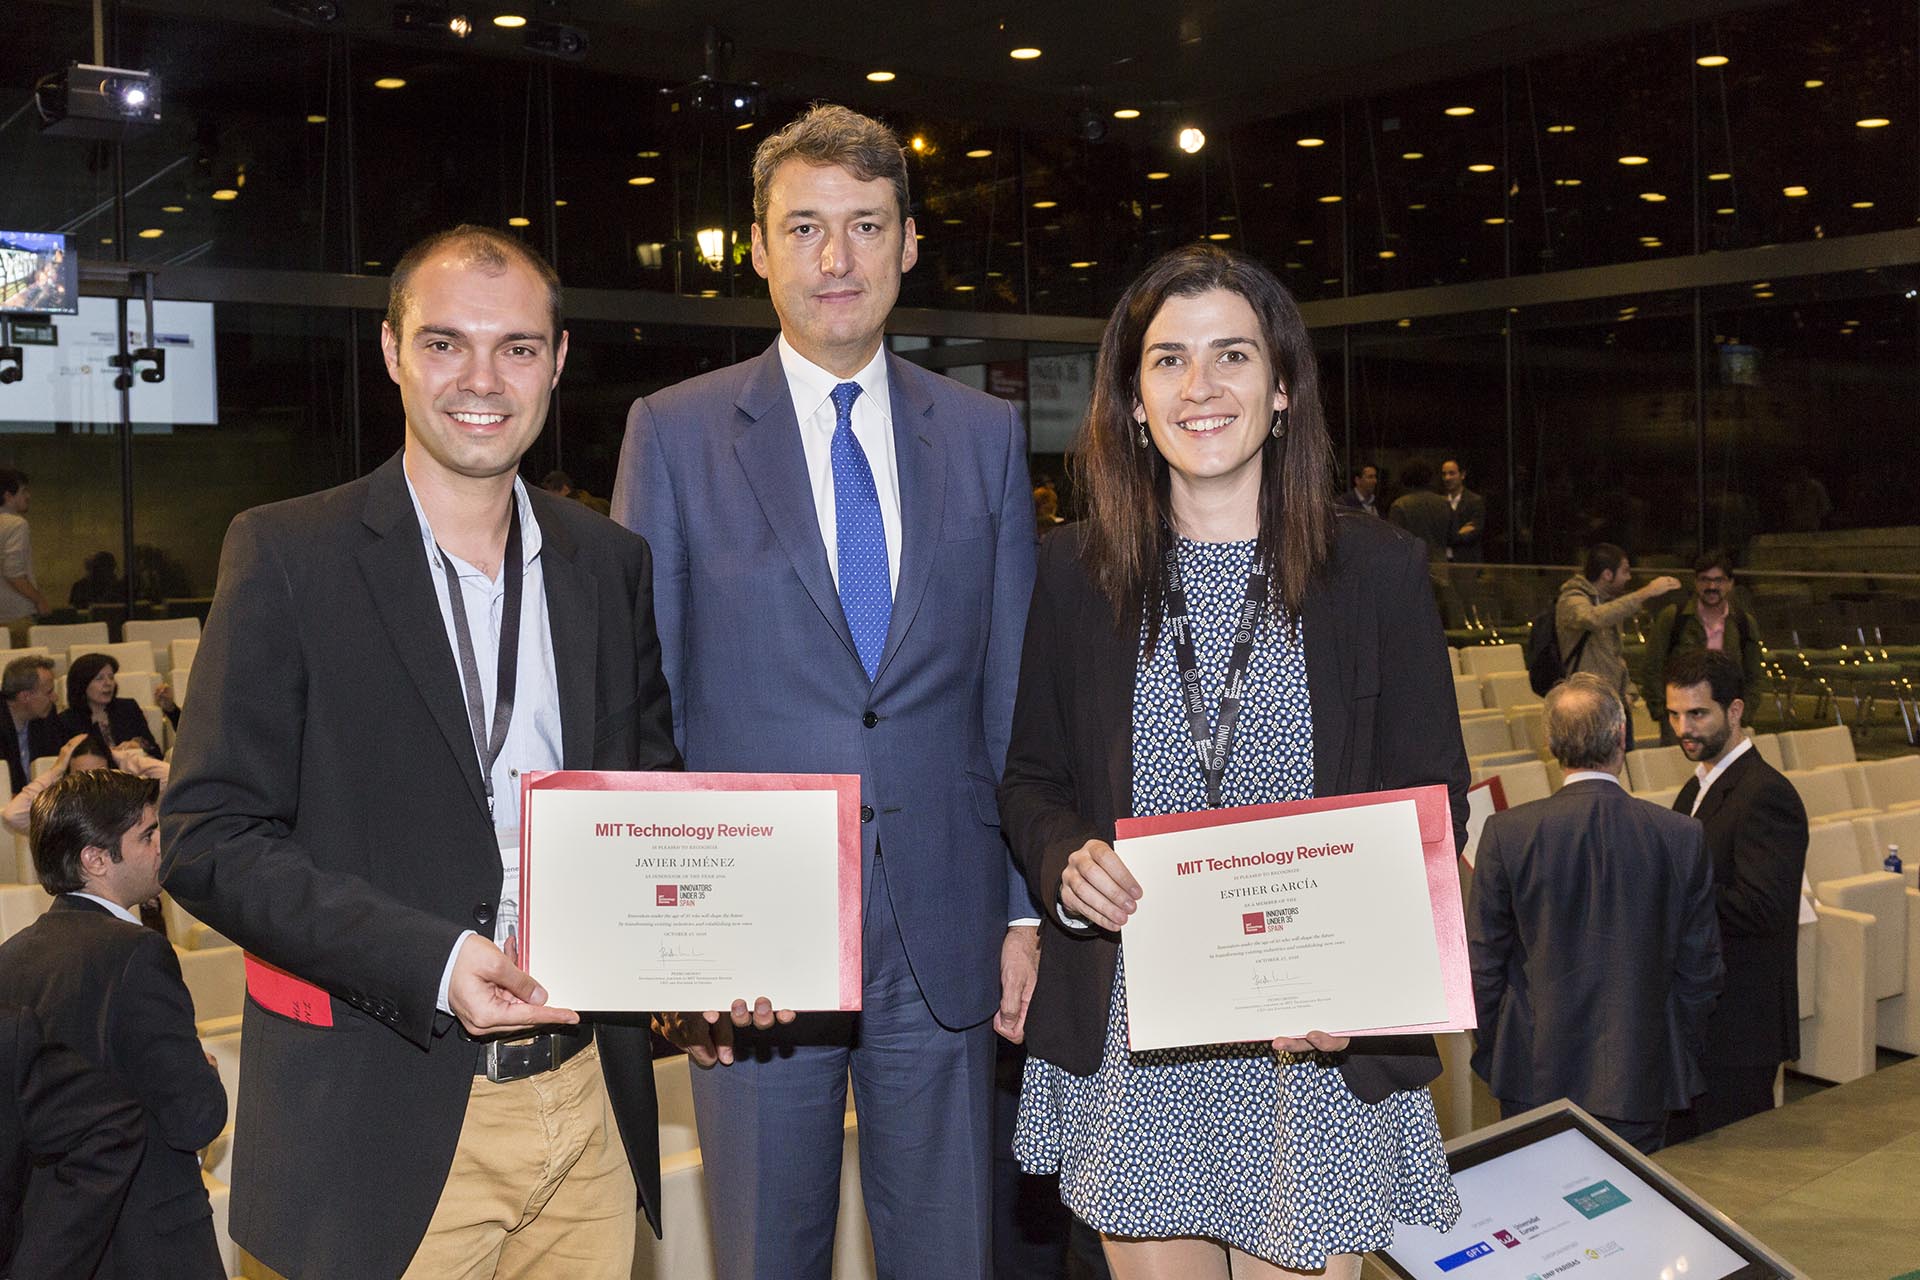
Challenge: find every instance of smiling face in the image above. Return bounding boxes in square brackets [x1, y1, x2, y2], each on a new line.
[380, 248, 566, 488]
[1133, 288, 1286, 529]
[751, 158, 917, 377]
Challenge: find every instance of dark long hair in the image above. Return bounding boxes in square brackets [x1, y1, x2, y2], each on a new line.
[66, 652, 119, 712]
[1073, 245, 1333, 644]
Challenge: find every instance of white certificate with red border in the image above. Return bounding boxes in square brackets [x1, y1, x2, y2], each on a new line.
[518, 771, 862, 1012]
[1116, 785, 1473, 1052]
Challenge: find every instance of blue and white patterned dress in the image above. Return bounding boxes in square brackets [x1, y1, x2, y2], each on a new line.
[1013, 535, 1461, 1268]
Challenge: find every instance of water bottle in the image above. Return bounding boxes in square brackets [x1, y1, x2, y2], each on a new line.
[1887, 844, 1904, 875]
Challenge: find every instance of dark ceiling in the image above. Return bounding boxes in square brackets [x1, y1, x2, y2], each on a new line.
[72, 0, 1774, 132]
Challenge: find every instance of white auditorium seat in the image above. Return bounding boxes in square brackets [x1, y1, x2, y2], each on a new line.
[655, 1054, 698, 1159]
[1636, 785, 1681, 810]
[1793, 902, 1879, 1084]
[1453, 676, 1485, 713]
[67, 639, 156, 677]
[1625, 745, 1691, 793]
[170, 636, 200, 678]
[1804, 821, 1905, 1002]
[176, 945, 246, 1031]
[172, 666, 191, 709]
[161, 894, 232, 951]
[200, 1031, 242, 1185]
[1447, 647, 1465, 675]
[123, 618, 201, 677]
[1470, 759, 1551, 807]
[1749, 732, 1785, 770]
[28, 621, 108, 660]
[1481, 671, 1542, 710]
[1851, 810, 1920, 891]
[114, 670, 158, 707]
[1458, 712, 1516, 759]
[1780, 725, 1857, 771]
[1788, 769, 1878, 824]
[1849, 756, 1920, 812]
[0, 883, 52, 941]
[1504, 705, 1548, 757]
[1460, 644, 1526, 678]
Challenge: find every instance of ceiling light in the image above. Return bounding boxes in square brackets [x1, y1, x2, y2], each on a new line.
[1783, 185, 1808, 197]
[1804, 79, 1824, 88]
[694, 227, 725, 266]
[1696, 54, 1729, 67]
[1642, 239, 1664, 247]
[1545, 123, 1575, 134]
[1639, 192, 1667, 202]
[508, 216, 530, 227]
[373, 76, 406, 89]
[1856, 117, 1892, 128]
[1069, 260, 1095, 268]
[1444, 105, 1475, 116]
[866, 71, 895, 83]
[1295, 238, 1314, 245]
[1297, 137, 1325, 148]
[942, 218, 963, 225]
[636, 150, 661, 159]
[211, 188, 238, 200]
[735, 122, 753, 131]
[1408, 202, 1427, 210]
[1708, 172, 1732, 180]
[909, 135, 926, 152]
[1468, 163, 1495, 173]
[1401, 151, 1424, 160]
[1754, 290, 1774, 298]
[363, 259, 379, 267]
[1207, 232, 1232, 240]
[1032, 199, 1057, 209]
[161, 204, 183, 213]
[1377, 249, 1397, 259]
[1484, 216, 1506, 225]
[628, 176, 656, 185]
[554, 199, 567, 207]
[953, 283, 977, 291]
[1751, 281, 1770, 289]
[1396, 318, 1412, 328]
[1553, 178, 1582, 187]
[1852, 200, 1876, 208]
[1318, 194, 1343, 203]
[966, 148, 992, 158]
[1113, 108, 1140, 120]
[1009, 47, 1041, 60]
[137, 227, 163, 238]
[1177, 126, 1206, 153]
[1146, 171, 1169, 180]
[1716, 206, 1735, 214]
[306, 113, 327, 124]
[493, 14, 526, 28]
[1618, 155, 1649, 165]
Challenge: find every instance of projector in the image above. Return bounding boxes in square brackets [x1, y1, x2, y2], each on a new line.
[35, 63, 162, 139]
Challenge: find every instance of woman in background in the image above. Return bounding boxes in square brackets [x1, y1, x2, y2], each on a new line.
[51, 653, 164, 757]
[1000, 245, 1469, 1279]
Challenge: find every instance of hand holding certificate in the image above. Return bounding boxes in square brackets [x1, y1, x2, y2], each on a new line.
[1115, 785, 1473, 1053]
[518, 771, 863, 1018]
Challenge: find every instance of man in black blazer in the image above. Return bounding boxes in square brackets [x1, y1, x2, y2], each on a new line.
[1665, 648, 1808, 1139]
[1469, 673, 1723, 1154]
[0, 769, 227, 1278]
[1, 654, 57, 793]
[1332, 462, 1381, 516]
[1, 1002, 145, 1280]
[160, 227, 680, 1279]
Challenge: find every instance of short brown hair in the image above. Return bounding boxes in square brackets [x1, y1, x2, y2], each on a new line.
[30, 769, 159, 896]
[751, 104, 909, 230]
[1544, 672, 1626, 770]
[385, 225, 563, 342]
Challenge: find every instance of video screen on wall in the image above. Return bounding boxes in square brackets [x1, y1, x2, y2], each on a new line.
[0, 232, 78, 315]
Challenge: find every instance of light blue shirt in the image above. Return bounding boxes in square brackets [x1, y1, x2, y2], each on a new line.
[70, 891, 141, 925]
[402, 468, 563, 1011]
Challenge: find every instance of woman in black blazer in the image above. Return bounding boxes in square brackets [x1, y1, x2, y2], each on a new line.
[51, 653, 161, 758]
[999, 246, 1471, 1280]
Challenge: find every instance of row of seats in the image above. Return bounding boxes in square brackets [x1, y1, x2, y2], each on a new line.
[19, 618, 202, 679]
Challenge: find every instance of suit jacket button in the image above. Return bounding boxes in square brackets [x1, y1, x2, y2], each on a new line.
[474, 903, 494, 927]
[862, 711, 878, 728]
[860, 804, 874, 823]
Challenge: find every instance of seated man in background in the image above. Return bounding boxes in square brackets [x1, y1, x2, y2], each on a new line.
[1642, 552, 1766, 743]
[0, 770, 227, 1279]
[1, 654, 59, 793]
[1, 1002, 145, 1280]
[1468, 673, 1723, 1154]
[1664, 648, 1807, 1140]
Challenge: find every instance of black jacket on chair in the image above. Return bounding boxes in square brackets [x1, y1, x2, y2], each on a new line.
[159, 454, 679, 1279]
[0, 897, 227, 1279]
[0, 1002, 145, 1280]
[1469, 780, 1724, 1121]
[999, 512, 1470, 1103]
[1673, 747, 1808, 1070]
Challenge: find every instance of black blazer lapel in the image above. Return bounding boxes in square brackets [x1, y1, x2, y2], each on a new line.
[731, 345, 862, 670]
[532, 497, 598, 771]
[354, 455, 491, 821]
[872, 354, 945, 686]
[1693, 746, 1758, 826]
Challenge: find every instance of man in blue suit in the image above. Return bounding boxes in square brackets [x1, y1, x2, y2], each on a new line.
[612, 104, 1039, 1279]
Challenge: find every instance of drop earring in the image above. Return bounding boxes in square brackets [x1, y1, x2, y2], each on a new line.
[1136, 418, 1149, 448]
[1271, 407, 1290, 439]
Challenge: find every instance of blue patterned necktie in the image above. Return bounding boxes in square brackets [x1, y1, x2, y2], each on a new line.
[829, 380, 891, 681]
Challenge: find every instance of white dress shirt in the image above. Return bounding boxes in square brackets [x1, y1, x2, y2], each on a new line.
[70, 891, 141, 925]
[1688, 735, 1753, 817]
[1563, 769, 1625, 788]
[404, 469, 564, 1009]
[779, 336, 903, 594]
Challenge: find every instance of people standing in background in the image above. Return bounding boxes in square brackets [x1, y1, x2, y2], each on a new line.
[1440, 459, 1485, 624]
[1554, 544, 1680, 750]
[1468, 673, 1723, 1155]
[539, 469, 613, 516]
[1664, 649, 1807, 1140]
[1333, 462, 1381, 516]
[69, 551, 127, 610]
[0, 469, 46, 646]
[1642, 552, 1766, 743]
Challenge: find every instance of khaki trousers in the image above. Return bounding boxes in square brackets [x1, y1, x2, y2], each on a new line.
[401, 1041, 637, 1280]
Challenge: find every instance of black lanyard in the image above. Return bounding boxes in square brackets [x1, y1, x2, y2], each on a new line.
[1163, 536, 1265, 809]
[438, 503, 522, 819]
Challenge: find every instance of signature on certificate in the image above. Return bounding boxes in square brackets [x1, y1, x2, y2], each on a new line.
[658, 944, 708, 962]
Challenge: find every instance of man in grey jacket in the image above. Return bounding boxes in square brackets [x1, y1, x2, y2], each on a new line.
[1555, 543, 1679, 748]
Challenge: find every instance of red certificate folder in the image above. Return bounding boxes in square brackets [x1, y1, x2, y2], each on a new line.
[520, 770, 864, 1011]
[1115, 783, 1474, 1039]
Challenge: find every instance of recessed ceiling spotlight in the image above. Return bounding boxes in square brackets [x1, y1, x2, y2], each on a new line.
[373, 77, 406, 89]
[1708, 172, 1732, 180]
[1206, 232, 1232, 241]
[1113, 108, 1141, 120]
[1484, 216, 1507, 225]
[211, 188, 239, 200]
[493, 14, 526, 28]
[1032, 199, 1058, 209]
[1468, 163, 1495, 173]
[1804, 79, 1825, 88]
[1617, 155, 1649, 165]
[1545, 123, 1575, 134]
[866, 71, 895, 83]
[1145, 171, 1170, 180]
[1696, 54, 1729, 67]
[1378, 249, 1397, 259]
[628, 176, 656, 186]
[507, 216, 530, 227]
[1856, 117, 1892, 128]
[966, 148, 992, 158]
[1297, 137, 1325, 148]
[1444, 105, 1475, 116]
[1851, 200, 1876, 208]
[1783, 185, 1809, 197]
[1009, 47, 1041, 60]
[1177, 127, 1206, 153]
[161, 204, 184, 213]
[1401, 151, 1424, 160]
[137, 227, 163, 238]
[1317, 194, 1343, 204]
[1639, 192, 1667, 202]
